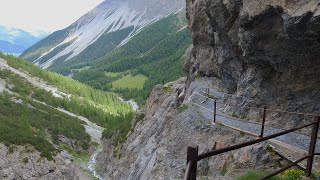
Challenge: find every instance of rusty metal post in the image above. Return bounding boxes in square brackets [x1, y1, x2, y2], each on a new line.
[214, 100, 217, 123]
[306, 116, 320, 176]
[187, 146, 198, 180]
[260, 106, 267, 138]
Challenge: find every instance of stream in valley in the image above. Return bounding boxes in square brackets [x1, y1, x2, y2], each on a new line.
[88, 148, 104, 180]
[87, 98, 139, 179]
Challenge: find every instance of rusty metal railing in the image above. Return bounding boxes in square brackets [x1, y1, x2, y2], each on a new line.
[184, 90, 320, 180]
[194, 91, 320, 137]
[184, 146, 198, 180]
[184, 117, 320, 179]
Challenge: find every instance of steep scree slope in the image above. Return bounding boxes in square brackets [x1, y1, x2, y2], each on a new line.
[21, 0, 185, 69]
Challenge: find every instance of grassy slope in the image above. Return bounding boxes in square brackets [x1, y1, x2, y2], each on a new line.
[1, 53, 132, 116]
[105, 72, 121, 77]
[20, 24, 76, 61]
[112, 74, 148, 89]
[72, 12, 192, 105]
[0, 53, 134, 147]
[0, 69, 91, 160]
[46, 26, 135, 74]
[19, 12, 191, 107]
[236, 169, 307, 180]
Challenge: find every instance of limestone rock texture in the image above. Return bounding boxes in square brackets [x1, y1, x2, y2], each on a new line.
[0, 144, 84, 180]
[185, 0, 320, 127]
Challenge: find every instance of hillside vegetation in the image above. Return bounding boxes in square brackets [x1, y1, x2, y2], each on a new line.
[0, 53, 135, 155]
[0, 69, 90, 160]
[112, 74, 148, 89]
[53, 13, 191, 105]
[20, 24, 76, 61]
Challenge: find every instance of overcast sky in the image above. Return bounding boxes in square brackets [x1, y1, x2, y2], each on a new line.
[0, 0, 103, 33]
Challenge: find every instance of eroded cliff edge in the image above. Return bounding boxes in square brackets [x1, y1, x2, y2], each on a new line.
[97, 0, 320, 179]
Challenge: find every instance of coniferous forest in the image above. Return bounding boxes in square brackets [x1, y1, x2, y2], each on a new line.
[50, 13, 192, 106]
[0, 53, 134, 148]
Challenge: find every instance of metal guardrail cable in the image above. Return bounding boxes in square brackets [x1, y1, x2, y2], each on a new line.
[192, 101, 316, 138]
[199, 88, 255, 100]
[193, 91, 319, 117]
[191, 102, 263, 126]
[192, 101, 264, 127]
[218, 102, 265, 111]
[265, 108, 319, 117]
[193, 92, 218, 101]
[215, 113, 261, 125]
[190, 102, 214, 113]
[194, 92, 264, 110]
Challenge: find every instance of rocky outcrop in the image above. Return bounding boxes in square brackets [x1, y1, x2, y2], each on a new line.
[0, 144, 84, 180]
[185, 0, 320, 127]
[97, 0, 320, 179]
[96, 78, 284, 179]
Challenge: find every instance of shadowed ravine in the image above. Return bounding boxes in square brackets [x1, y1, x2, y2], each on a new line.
[88, 98, 138, 179]
[38, 101, 106, 179]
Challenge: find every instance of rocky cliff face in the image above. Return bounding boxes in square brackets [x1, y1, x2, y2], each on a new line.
[96, 78, 284, 179]
[0, 144, 84, 180]
[96, 0, 320, 179]
[185, 0, 320, 127]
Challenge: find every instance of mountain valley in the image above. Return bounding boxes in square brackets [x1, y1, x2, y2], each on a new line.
[0, 53, 133, 179]
[1, 0, 320, 179]
[21, 0, 190, 105]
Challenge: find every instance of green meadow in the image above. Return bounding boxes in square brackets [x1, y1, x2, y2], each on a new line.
[112, 74, 148, 89]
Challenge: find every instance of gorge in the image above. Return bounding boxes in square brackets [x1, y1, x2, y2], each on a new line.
[1, 0, 320, 179]
[94, 0, 320, 179]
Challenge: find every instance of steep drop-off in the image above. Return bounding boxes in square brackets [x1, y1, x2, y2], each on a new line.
[0, 54, 133, 179]
[96, 0, 320, 179]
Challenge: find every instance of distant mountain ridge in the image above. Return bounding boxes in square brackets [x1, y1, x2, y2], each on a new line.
[21, 0, 185, 69]
[0, 25, 47, 55]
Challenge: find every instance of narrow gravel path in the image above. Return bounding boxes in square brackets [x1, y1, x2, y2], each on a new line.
[188, 92, 320, 153]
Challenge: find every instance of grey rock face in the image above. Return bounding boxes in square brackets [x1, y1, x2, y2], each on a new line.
[0, 144, 85, 180]
[185, 0, 320, 127]
[96, 78, 282, 179]
[95, 0, 320, 179]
